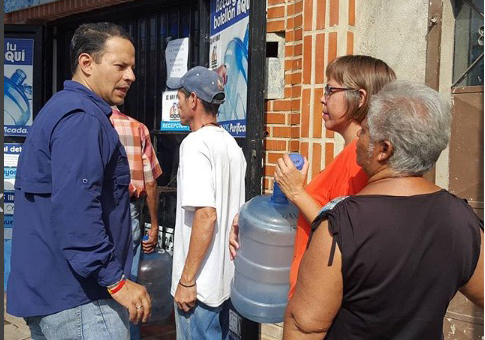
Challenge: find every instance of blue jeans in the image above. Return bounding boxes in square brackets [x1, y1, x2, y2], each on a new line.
[130, 201, 142, 282]
[130, 201, 142, 340]
[25, 299, 129, 340]
[174, 300, 230, 340]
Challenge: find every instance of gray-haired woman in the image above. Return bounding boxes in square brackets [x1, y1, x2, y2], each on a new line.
[283, 80, 483, 340]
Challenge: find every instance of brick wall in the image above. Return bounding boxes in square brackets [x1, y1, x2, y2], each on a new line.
[263, 0, 355, 195]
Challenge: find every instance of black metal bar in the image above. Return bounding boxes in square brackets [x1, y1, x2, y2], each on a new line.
[198, 0, 210, 67]
[142, 18, 149, 125]
[44, 26, 54, 103]
[245, 0, 267, 200]
[155, 14, 162, 131]
[232, 0, 268, 338]
[462, 0, 484, 18]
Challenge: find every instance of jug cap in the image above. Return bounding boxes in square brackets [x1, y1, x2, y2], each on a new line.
[288, 153, 304, 171]
[272, 153, 304, 203]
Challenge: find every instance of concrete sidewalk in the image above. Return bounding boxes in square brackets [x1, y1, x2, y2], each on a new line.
[4, 294, 31, 340]
[4, 314, 31, 340]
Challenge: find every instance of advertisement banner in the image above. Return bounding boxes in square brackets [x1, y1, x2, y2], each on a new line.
[210, 0, 250, 138]
[4, 143, 21, 290]
[160, 90, 190, 132]
[4, 143, 22, 236]
[4, 38, 34, 136]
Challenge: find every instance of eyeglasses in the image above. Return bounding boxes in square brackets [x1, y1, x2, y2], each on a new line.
[324, 84, 358, 99]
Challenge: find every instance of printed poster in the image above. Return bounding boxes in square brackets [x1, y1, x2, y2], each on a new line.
[165, 38, 189, 80]
[210, 0, 250, 138]
[4, 38, 34, 136]
[160, 90, 190, 132]
[4, 143, 22, 237]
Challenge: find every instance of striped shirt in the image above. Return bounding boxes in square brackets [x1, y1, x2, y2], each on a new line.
[110, 109, 162, 198]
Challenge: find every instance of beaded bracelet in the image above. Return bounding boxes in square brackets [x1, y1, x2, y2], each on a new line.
[178, 280, 196, 288]
[107, 275, 127, 295]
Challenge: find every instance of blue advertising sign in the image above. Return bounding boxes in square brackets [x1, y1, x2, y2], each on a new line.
[4, 143, 22, 235]
[4, 143, 22, 291]
[210, 0, 250, 36]
[210, 0, 250, 138]
[5, 38, 34, 136]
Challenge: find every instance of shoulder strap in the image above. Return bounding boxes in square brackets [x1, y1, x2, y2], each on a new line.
[310, 196, 349, 266]
[311, 196, 349, 232]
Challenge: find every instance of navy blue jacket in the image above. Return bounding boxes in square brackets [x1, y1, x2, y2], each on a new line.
[7, 81, 133, 317]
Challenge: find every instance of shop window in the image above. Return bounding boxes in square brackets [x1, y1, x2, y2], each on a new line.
[452, 0, 484, 87]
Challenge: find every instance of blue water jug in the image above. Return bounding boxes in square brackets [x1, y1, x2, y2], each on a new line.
[138, 237, 173, 324]
[231, 153, 304, 323]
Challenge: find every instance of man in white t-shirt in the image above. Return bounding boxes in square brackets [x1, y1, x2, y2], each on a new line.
[167, 66, 246, 340]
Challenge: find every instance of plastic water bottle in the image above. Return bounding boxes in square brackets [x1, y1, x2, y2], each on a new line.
[231, 153, 304, 323]
[4, 69, 32, 126]
[138, 236, 173, 324]
[219, 24, 249, 121]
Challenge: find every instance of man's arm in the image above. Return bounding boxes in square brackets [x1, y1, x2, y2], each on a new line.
[140, 123, 162, 253]
[142, 181, 159, 253]
[174, 206, 217, 312]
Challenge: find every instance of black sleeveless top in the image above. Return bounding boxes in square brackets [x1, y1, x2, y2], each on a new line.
[311, 190, 482, 340]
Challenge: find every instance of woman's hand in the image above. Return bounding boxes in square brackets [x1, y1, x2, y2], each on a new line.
[274, 154, 310, 202]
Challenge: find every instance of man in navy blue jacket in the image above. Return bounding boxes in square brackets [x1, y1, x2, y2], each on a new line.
[7, 22, 151, 340]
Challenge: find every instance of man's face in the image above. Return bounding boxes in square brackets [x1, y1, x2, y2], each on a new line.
[89, 37, 135, 106]
[177, 90, 193, 126]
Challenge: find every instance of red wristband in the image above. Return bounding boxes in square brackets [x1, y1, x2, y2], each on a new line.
[107, 278, 126, 294]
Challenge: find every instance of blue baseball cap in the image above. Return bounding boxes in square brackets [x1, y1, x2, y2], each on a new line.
[167, 66, 225, 105]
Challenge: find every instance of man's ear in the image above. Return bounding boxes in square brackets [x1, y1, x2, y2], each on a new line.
[377, 140, 393, 162]
[189, 92, 198, 109]
[77, 53, 94, 75]
[358, 89, 367, 109]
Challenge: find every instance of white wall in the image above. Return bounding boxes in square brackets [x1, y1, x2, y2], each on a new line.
[354, 0, 429, 83]
[354, 0, 455, 188]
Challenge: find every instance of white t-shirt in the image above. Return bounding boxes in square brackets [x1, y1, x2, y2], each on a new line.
[171, 125, 246, 307]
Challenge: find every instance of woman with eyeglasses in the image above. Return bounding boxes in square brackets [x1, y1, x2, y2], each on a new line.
[282, 81, 483, 339]
[268, 55, 396, 300]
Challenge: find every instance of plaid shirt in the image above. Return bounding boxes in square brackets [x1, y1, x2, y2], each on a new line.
[110, 109, 162, 198]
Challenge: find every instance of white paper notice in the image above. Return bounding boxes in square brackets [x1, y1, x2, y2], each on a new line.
[166, 38, 189, 79]
[4, 153, 19, 168]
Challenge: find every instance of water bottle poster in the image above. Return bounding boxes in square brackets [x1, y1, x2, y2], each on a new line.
[160, 90, 190, 132]
[4, 38, 34, 136]
[210, 0, 250, 138]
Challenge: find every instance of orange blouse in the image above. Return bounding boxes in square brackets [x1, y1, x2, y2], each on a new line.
[288, 138, 368, 298]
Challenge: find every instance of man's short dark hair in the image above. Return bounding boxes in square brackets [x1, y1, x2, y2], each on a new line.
[70, 22, 133, 75]
[180, 88, 222, 116]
